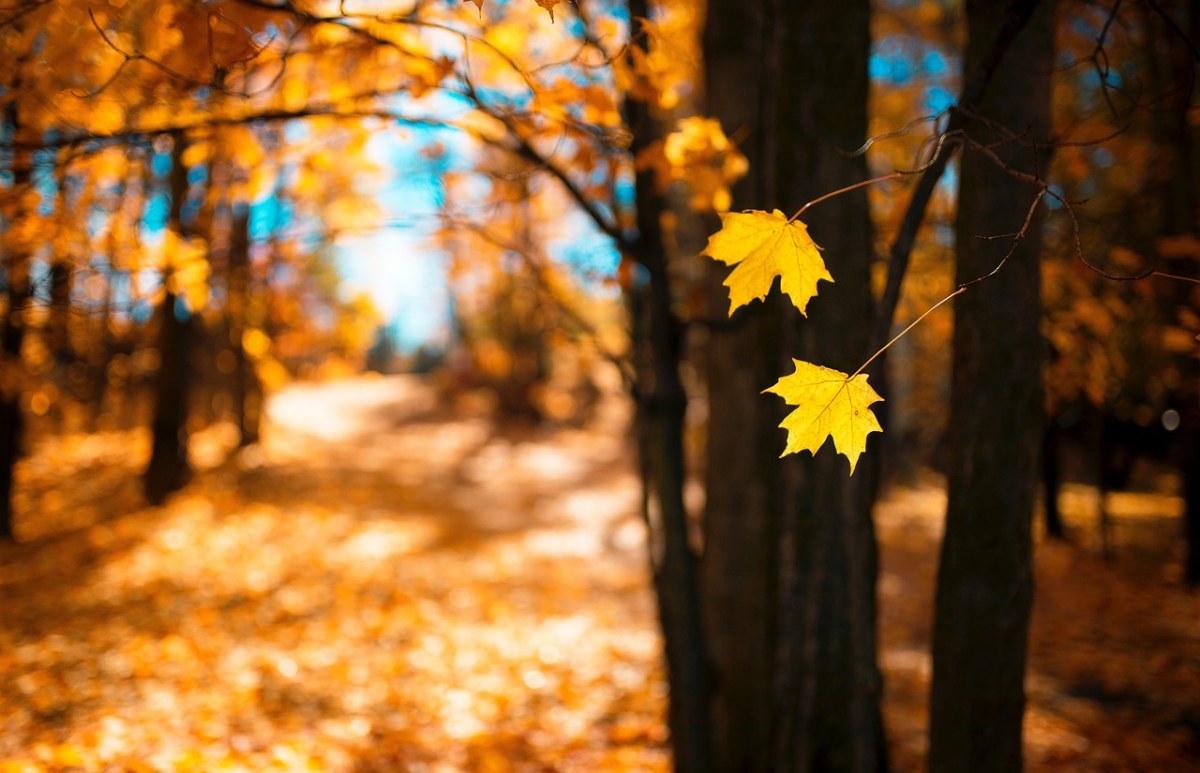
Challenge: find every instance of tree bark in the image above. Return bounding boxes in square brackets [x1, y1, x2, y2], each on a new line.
[1042, 425, 1065, 539]
[703, 0, 883, 770]
[1185, 426, 1200, 586]
[701, 3, 780, 767]
[227, 204, 262, 446]
[144, 131, 195, 505]
[49, 158, 75, 373]
[928, 2, 1054, 770]
[1152, 0, 1199, 587]
[0, 101, 31, 541]
[623, 1, 711, 769]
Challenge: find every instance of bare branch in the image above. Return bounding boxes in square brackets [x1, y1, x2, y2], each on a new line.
[1145, 0, 1200, 62]
[868, 0, 1046, 361]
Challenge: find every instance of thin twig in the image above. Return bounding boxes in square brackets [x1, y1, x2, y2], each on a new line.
[850, 288, 964, 380]
[842, 109, 948, 158]
[1145, 0, 1200, 62]
[790, 131, 960, 221]
[851, 187, 1047, 381]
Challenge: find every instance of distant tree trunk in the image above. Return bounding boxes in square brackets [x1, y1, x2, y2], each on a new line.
[1185, 426, 1200, 585]
[1181, 0, 1198, 588]
[1150, 0, 1199, 587]
[1, 100, 31, 541]
[624, 1, 710, 769]
[144, 132, 195, 505]
[492, 181, 548, 424]
[1042, 425, 1066, 538]
[49, 157, 74, 370]
[144, 287, 193, 505]
[928, 2, 1054, 771]
[227, 204, 261, 446]
[703, 0, 883, 770]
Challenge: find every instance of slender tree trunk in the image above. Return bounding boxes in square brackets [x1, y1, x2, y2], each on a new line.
[1185, 425, 1200, 585]
[703, 0, 883, 770]
[1181, 0, 1198, 587]
[624, 1, 710, 769]
[144, 286, 193, 505]
[1, 100, 31, 541]
[227, 204, 261, 446]
[1042, 425, 1065, 539]
[49, 158, 74, 372]
[1155, 0, 1199, 586]
[928, 2, 1054, 770]
[144, 132, 194, 505]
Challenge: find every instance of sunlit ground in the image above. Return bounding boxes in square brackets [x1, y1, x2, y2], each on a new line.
[2, 376, 1198, 771]
[1, 375, 666, 772]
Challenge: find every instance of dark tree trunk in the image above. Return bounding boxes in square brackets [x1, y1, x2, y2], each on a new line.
[1041, 425, 1065, 539]
[49, 159, 74, 374]
[144, 288, 194, 505]
[144, 132, 195, 505]
[1155, 0, 1199, 587]
[1185, 426, 1200, 586]
[1, 100, 31, 541]
[701, 3, 781, 767]
[772, 2, 883, 770]
[623, 2, 710, 770]
[703, 0, 883, 770]
[227, 205, 261, 446]
[928, 2, 1054, 770]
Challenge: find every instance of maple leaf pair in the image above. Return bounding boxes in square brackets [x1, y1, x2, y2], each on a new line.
[704, 209, 883, 474]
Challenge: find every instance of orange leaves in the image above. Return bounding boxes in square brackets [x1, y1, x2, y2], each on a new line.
[639, 117, 748, 212]
[159, 230, 210, 311]
[133, 4, 184, 62]
[533, 0, 562, 21]
[0, 378, 669, 771]
[404, 55, 457, 99]
[534, 79, 623, 132]
[614, 14, 702, 110]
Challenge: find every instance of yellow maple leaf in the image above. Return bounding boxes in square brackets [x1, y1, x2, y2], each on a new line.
[765, 359, 883, 475]
[703, 209, 832, 316]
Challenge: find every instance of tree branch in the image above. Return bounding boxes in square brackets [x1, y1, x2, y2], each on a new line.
[868, 0, 1045, 362]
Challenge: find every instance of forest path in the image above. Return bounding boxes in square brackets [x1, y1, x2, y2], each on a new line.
[1, 376, 1197, 771]
[0, 375, 667, 772]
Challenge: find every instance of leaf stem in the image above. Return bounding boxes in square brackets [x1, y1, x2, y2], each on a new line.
[790, 172, 903, 221]
[789, 130, 959, 223]
[850, 287, 964, 380]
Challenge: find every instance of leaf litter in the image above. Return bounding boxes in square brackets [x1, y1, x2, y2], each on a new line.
[2, 377, 1198, 771]
[1, 376, 667, 772]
